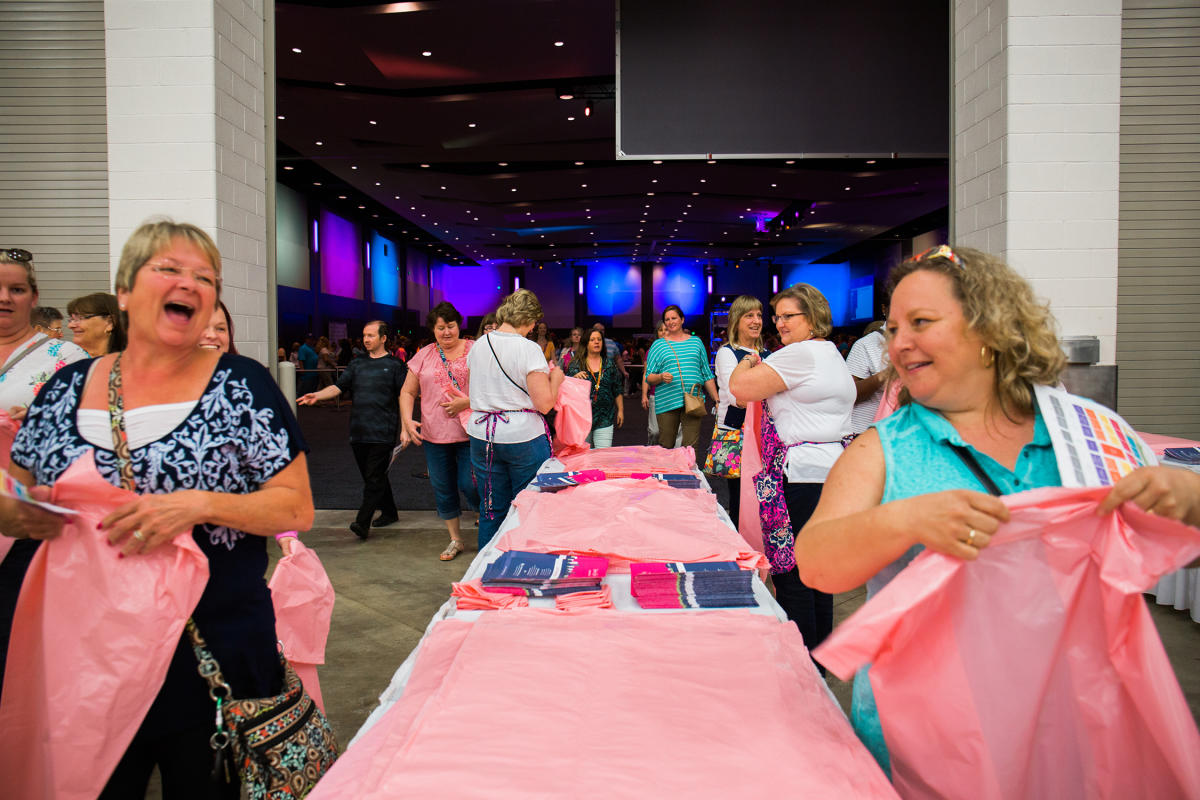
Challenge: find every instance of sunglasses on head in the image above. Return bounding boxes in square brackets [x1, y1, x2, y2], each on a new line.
[912, 244, 962, 266]
[2, 248, 32, 263]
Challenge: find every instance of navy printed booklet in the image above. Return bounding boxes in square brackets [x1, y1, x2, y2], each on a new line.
[482, 550, 609, 596]
[630, 561, 756, 609]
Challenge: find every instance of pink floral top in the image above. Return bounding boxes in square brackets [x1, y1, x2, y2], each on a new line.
[408, 340, 473, 443]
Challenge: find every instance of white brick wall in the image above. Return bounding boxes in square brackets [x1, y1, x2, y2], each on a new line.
[953, 0, 1122, 364]
[105, 0, 269, 364]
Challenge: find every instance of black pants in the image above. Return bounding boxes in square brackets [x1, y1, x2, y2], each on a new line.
[727, 476, 741, 528]
[352, 441, 398, 528]
[772, 482, 833, 672]
[100, 719, 240, 800]
[0, 538, 40, 697]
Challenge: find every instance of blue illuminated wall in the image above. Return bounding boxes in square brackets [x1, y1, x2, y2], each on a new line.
[586, 261, 642, 327]
[652, 262, 704, 319]
[431, 263, 505, 317]
[781, 262, 882, 328]
[368, 232, 401, 306]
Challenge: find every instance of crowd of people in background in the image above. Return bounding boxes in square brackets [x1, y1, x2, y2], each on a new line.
[3, 230, 1199, 798]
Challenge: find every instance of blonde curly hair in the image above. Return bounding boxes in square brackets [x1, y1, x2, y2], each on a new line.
[494, 288, 543, 328]
[886, 245, 1065, 416]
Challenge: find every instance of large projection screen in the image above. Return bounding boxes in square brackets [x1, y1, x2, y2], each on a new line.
[617, 0, 948, 159]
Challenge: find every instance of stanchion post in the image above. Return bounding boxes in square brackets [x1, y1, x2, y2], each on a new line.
[277, 361, 297, 415]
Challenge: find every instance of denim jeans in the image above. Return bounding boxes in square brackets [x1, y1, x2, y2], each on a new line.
[588, 425, 614, 448]
[424, 440, 480, 520]
[470, 434, 551, 550]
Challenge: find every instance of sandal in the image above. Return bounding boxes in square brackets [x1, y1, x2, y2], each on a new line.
[440, 540, 466, 561]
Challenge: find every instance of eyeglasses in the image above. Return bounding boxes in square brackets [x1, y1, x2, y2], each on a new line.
[771, 312, 805, 325]
[144, 260, 220, 290]
[2, 248, 32, 263]
[68, 313, 106, 323]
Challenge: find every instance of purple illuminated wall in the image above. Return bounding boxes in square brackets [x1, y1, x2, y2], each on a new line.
[524, 265, 575, 328]
[317, 209, 363, 300]
[406, 250, 430, 317]
[431, 263, 505, 317]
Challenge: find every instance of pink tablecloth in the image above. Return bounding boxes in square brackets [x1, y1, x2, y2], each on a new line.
[555, 444, 698, 474]
[497, 479, 768, 573]
[310, 611, 896, 799]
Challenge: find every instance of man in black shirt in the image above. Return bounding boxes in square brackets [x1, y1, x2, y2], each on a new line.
[299, 320, 407, 539]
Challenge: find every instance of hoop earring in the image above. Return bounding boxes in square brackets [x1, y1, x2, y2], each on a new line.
[981, 346, 995, 369]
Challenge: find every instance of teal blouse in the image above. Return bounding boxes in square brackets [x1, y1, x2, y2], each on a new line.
[854, 399, 1063, 776]
[644, 336, 713, 414]
[869, 401, 1062, 596]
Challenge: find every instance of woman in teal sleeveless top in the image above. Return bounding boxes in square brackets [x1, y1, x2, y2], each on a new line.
[795, 245, 1200, 776]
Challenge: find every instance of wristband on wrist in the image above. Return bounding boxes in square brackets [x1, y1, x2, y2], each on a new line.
[274, 531, 299, 541]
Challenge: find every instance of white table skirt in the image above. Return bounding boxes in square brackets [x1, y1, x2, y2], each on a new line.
[1153, 567, 1200, 623]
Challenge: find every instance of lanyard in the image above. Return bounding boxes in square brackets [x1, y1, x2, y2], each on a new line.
[435, 342, 462, 391]
[586, 355, 603, 401]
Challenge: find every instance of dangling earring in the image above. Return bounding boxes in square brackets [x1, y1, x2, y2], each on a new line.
[981, 346, 995, 368]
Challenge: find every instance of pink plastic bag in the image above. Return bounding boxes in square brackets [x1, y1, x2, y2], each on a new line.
[737, 400, 765, 552]
[551, 375, 592, 456]
[499, 479, 769, 573]
[309, 612, 896, 799]
[451, 579, 530, 610]
[815, 486, 1200, 800]
[0, 452, 209, 800]
[269, 538, 335, 712]
[444, 385, 473, 429]
[872, 380, 901, 423]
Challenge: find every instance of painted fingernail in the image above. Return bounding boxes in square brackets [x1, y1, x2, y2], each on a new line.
[96, 522, 103, 530]
[117, 553, 125, 559]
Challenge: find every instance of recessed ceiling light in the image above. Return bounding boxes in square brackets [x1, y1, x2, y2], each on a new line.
[283, 165, 294, 170]
[707, 159, 716, 164]
[351, 165, 357, 170]
[440, 185, 446, 190]
[277, 115, 285, 120]
[692, 192, 699, 196]
[574, 161, 584, 166]
[313, 181, 321, 186]
[291, 47, 302, 53]
[653, 160, 662, 165]
[334, 82, 346, 87]
[420, 163, 430, 168]
[554, 41, 564, 47]
[567, 116, 575, 121]
[559, 93, 574, 100]
[315, 141, 323, 146]
[498, 161, 508, 166]
[647, 192, 654, 196]
[358, 205, 365, 209]
[468, 122, 476, 128]
[338, 195, 346, 199]
[511, 188, 517, 192]
[394, 195, 400, 199]
[700, 179, 706, 183]
[844, 186, 851, 190]
[422, 50, 432, 57]
[786, 160, 795, 165]
[651, 179, 657, 183]
[866, 159, 876, 164]
[771, 183, 777, 187]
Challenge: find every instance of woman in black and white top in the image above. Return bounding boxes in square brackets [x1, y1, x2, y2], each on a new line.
[707, 295, 769, 528]
[467, 289, 563, 549]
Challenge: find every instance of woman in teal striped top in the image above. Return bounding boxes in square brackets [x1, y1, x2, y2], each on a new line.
[644, 305, 718, 449]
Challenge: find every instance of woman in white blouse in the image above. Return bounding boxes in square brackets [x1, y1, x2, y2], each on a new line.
[467, 290, 563, 549]
[729, 283, 855, 667]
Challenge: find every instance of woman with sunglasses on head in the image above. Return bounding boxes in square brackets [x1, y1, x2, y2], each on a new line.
[67, 291, 125, 357]
[728, 283, 855, 670]
[792, 246, 1200, 775]
[0, 220, 314, 798]
[0, 247, 90, 694]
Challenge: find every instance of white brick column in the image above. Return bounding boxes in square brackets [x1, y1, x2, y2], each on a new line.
[953, 0, 1122, 364]
[105, 0, 269, 364]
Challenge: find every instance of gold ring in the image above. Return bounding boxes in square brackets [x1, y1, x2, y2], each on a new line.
[132, 530, 145, 542]
[966, 528, 977, 546]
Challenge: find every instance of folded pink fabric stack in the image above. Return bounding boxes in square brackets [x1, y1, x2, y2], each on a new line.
[309, 612, 896, 799]
[450, 579, 530, 610]
[499, 479, 768, 574]
[553, 585, 613, 610]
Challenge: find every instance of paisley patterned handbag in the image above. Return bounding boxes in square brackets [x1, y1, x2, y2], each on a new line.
[185, 619, 339, 799]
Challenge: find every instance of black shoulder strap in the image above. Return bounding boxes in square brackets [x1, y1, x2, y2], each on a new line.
[485, 333, 529, 396]
[949, 444, 1004, 496]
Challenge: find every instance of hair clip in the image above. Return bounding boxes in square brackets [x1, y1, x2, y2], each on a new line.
[913, 244, 962, 266]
